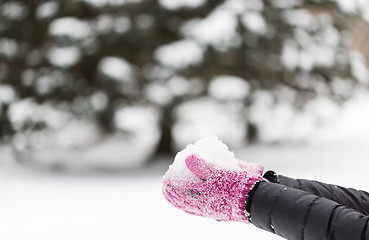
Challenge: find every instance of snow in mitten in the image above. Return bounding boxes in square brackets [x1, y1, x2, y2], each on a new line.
[162, 135, 263, 223]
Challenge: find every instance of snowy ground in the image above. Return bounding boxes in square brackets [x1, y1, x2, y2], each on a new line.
[2, 92, 369, 240]
[1, 142, 369, 240]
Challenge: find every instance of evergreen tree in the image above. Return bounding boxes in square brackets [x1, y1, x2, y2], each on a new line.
[0, 0, 367, 161]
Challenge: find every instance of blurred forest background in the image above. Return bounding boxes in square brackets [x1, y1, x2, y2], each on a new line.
[1, 0, 369, 170]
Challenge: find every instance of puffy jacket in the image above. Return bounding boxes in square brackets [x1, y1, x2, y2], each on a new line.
[249, 175, 369, 240]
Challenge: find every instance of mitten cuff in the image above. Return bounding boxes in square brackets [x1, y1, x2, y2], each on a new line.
[244, 180, 265, 222]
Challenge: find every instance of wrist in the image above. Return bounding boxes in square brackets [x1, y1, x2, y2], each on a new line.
[244, 180, 265, 222]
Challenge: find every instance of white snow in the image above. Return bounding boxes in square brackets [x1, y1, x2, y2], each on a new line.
[47, 46, 81, 68]
[208, 75, 250, 101]
[309, 44, 335, 68]
[9, 103, 101, 150]
[3, 90, 369, 239]
[281, 39, 336, 72]
[35, 75, 59, 95]
[181, 9, 240, 50]
[0, 155, 283, 240]
[49, 17, 91, 39]
[271, 0, 303, 9]
[0, 38, 18, 58]
[350, 51, 369, 84]
[166, 76, 192, 97]
[81, 0, 142, 7]
[281, 40, 299, 71]
[248, 89, 342, 143]
[1, 1, 27, 20]
[169, 134, 242, 178]
[333, 0, 369, 23]
[221, 0, 264, 13]
[159, 0, 205, 10]
[114, 16, 131, 33]
[321, 24, 340, 47]
[0, 85, 17, 104]
[154, 39, 204, 70]
[98, 56, 133, 82]
[8, 101, 161, 169]
[144, 83, 174, 106]
[241, 12, 267, 35]
[36, 1, 58, 19]
[89, 91, 109, 111]
[7, 98, 38, 131]
[173, 97, 247, 149]
[95, 14, 114, 33]
[2, 135, 369, 240]
[335, 0, 357, 13]
[310, 89, 369, 146]
[113, 105, 161, 147]
[283, 9, 315, 29]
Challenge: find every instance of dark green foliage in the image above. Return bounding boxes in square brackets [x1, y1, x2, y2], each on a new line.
[0, 0, 365, 153]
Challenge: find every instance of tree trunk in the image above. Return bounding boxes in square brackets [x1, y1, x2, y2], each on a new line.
[156, 104, 175, 155]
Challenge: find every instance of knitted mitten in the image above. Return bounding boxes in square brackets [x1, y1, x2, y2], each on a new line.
[163, 154, 263, 223]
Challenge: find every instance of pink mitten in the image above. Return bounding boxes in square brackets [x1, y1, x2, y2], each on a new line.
[163, 154, 263, 223]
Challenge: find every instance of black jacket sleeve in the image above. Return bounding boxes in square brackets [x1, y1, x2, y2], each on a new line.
[250, 182, 369, 240]
[279, 175, 369, 215]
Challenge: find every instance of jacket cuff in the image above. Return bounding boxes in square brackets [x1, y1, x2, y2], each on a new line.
[244, 180, 265, 221]
[250, 182, 340, 239]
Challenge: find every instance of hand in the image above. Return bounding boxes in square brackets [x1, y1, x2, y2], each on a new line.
[162, 154, 264, 223]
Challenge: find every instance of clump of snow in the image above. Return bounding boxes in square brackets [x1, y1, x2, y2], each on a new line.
[95, 14, 114, 34]
[47, 46, 81, 68]
[98, 56, 133, 82]
[0, 85, 17, 104]
[49, 17, 91, 39]
[159, 0, 205, 10]
[281, 40, 299, 71]
[167, 76, 192, 97]
[8, 99, 100, 149]
[35, 74, 61, 95]
[1, 1, 27, 20]
[208, 75, 250, 101]
[0, 38, 18, 58]
[7, 98, 38, 131]
[335, 0, 357, 13]
[173, 97, 247, 149]
[168, 134, 243, 178]
[154, 39, 204, 70]
[8, 101, 161, 170]
[82, 0, 141, 7]
[271, 0, 302, 9]
[144, 83, 173, 106]
[350, 51, 369, 84]
[241, 12, 267, 35]
[281, 39, 336, 72]
[89, 91, 109, 111]
[221, 0, 264, 14]
[283, 9, 315, 29]
[181, 9, 240, 51]
[114, 16, 131, 33]
[36, 1, 58, 19]
[248, 89, 340, 143]
[113, 105, 161, 146]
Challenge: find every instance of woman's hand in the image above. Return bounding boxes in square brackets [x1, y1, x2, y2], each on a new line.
[162, 155, 263, 223]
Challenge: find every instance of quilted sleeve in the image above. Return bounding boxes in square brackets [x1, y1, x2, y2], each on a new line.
[279, 175, 369, 215]
[249, 182, 369, 240]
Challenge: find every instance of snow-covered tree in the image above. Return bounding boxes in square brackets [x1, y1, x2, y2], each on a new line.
[1, 0, 368, 167]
